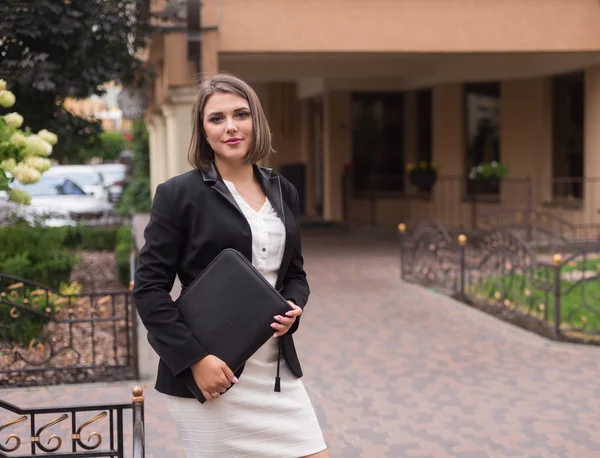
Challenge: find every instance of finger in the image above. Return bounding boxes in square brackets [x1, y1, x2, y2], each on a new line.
[221, 364, 239, 384]
[219, 375, 232, 389]
[285, 306, 302, 317]
[271, 322, 290, 331]
[200, 388, 213, 401]
[273, 316, 295, 325]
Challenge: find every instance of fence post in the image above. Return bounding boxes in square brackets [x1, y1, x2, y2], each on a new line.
[552, 253, 562, 340]
[132, 386, 145, 458]
[470, 191, 477, 231]
[458, 234, 467, 300]
[129, 224, 137, 291]
[526, 175, 533, 242]
[398, 223, 406, 279]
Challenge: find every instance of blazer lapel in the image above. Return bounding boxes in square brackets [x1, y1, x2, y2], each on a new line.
[202, 162, 244, 216]
[254, 165, 285, 226]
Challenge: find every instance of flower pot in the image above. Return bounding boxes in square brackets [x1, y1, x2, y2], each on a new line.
[410, 174, 437, 192]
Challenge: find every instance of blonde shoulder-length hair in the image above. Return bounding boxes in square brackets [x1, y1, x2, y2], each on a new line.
[187, 73, 275, 171]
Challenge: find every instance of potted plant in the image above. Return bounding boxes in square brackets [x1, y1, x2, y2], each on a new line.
[407, 161, 438, 192]
[468, 161, 508, 186]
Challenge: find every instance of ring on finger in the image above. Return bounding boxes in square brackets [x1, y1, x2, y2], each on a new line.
[211, 392, 219, 398]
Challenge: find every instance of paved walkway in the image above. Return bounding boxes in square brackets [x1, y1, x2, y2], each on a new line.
[2, 229, 600, 457]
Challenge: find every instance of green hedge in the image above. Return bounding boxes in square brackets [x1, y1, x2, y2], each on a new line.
[0, 222, 79, 288]
[0, 224, 135, 346]
[0, 224, 133, 289]
[115, 226, 134, 287]
[63, 226, 118, 251]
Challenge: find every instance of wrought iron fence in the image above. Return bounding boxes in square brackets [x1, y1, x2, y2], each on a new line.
[0, 386, 145, 457]
[398, 219, 600, 343]
[343, 173, 600, 243]
[477, 209, 600, 248]
[0, 274, 138, 387]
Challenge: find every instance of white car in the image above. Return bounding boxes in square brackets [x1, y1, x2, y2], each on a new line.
[0, 175, 115, 227]
[94, 163, 128, 203]
[44, 165, 110, 201]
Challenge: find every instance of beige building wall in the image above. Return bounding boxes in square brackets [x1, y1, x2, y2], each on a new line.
[145, 0, 600, 232]
[217, 0, 600, 53]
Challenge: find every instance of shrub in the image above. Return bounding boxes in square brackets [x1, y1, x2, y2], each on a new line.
[98, 131, 128, 161]
[0, 222, 79, 288]
[0, 79, 56, 204]
[117, 177, 151, 216]
[118, 120, 151, 216]
[115, 226, 134, 286]
[63, 226, 118, 251]
[0, 281, 81, 345]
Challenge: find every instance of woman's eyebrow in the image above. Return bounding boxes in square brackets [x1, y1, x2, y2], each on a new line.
[206, 107, 250, 117]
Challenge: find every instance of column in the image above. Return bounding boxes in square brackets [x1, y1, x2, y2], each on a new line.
[432, 84, 464, 176]
[584, 66, 600, 224]
[322, 91, 351, 222]
[149, 113, 167, 195]
[404, 91, 418, 187]
[162, 86, 198, 179]
[431, 84, 464, 227]
[501, 78, 552, 209]
[201, 0, 219, 76]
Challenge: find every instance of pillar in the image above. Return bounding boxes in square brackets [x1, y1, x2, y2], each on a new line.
[162, 86, 197, 179]
[584, 66, 600, 224]
[322, 91, 351, 222]
[149, 113, 168, 195]
[404, 91, 418, 187]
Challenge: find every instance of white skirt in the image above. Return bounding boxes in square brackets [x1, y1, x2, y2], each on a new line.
[164, 337, 327, 458]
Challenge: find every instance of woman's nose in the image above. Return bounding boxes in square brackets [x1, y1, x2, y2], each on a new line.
[225, 117, 237, 132]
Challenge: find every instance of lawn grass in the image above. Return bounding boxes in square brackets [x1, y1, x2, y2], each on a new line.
[469, 267, 600, 332]
[562, 257, 600, 273]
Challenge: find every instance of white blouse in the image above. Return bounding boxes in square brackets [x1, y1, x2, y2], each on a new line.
[223, 180, 286, 288]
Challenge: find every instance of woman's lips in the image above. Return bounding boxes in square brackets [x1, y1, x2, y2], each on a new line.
[225, 138, 242, 145]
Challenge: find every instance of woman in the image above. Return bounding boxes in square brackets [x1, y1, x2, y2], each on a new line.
[133, 73, 328, 458]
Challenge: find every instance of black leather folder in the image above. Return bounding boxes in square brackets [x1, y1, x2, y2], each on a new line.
[161, 248, 292, 403]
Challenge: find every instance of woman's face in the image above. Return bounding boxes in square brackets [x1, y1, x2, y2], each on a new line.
[203, 92, 253, 164]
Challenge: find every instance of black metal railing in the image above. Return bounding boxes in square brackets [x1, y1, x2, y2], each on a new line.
[344, 173, 600, 241]
[0, 273, 137, 387]
[0, 386, 144, 457]
[476, 209, 600, 249]
[398, 219, 600, 343]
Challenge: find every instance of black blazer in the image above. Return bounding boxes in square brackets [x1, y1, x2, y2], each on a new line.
[133, 162, 310, 398]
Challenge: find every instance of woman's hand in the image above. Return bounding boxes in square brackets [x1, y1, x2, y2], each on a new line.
[271, 301, 303, 337]
[191, 355, 238, 401]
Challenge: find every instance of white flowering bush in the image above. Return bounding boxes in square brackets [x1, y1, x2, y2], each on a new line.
[0, 79, 55, 205]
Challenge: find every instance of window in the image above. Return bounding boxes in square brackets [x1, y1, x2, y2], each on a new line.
[416, 89, 432, 164]
[464, 82, 501, 195]
[552, 72, 584, 200]
[351, 93, 405, 192]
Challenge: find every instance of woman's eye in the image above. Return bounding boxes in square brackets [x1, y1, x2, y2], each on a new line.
[209, 116, 223, 123]
[236, 112, 250, 119]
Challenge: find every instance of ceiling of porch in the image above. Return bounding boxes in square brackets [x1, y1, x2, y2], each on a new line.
[219, 52, 600, 90]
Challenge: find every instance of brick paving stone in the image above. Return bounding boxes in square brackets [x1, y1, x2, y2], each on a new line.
[2, 229, 600, 457]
